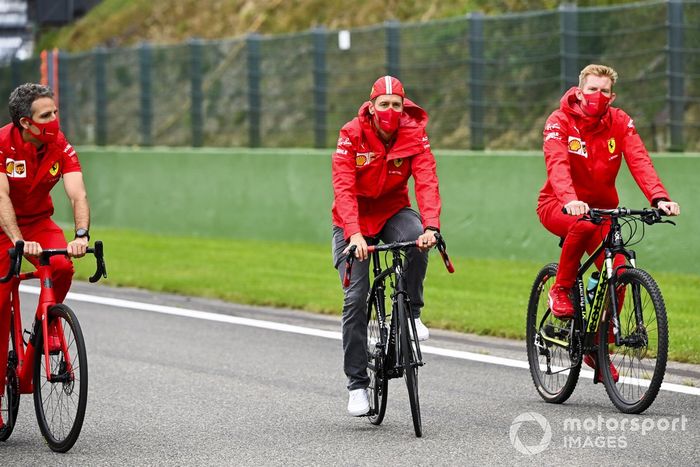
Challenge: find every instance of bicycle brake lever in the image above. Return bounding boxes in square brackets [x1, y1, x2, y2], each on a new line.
[342, 246, 357, 287]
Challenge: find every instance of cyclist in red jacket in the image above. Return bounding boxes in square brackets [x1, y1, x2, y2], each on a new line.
[332, 76, 441, 416]
[0, 84, 91, 431]
[538, 64, 680, 376]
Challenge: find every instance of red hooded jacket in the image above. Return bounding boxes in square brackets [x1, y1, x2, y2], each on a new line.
[332, 98, 441, 240]
[538, 87, 670, 210]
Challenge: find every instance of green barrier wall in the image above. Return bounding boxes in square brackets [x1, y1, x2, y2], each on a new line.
[52, 148, 698, 274]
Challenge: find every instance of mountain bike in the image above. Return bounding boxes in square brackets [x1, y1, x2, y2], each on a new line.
[527, 208, 675, 414]
[0, 240, 107, 452]
[343, 232, 454, 437]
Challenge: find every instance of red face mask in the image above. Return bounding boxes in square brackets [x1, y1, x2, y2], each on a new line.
[27, 118, 60, 144]
[374, 108, 401, 134]
[581, 91, 611, 118]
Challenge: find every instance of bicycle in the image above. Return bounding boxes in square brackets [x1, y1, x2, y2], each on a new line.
[0, 240, 107, 452]
[343, 232, 454, 437]
[526, 207, 675, 414]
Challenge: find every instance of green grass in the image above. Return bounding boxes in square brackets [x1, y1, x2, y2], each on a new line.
[70, 228, 700, 364]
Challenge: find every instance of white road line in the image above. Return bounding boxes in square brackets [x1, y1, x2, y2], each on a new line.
[19, 284, 700, 397]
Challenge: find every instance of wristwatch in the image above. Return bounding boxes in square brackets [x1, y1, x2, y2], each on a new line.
[75, 228, 90, 241]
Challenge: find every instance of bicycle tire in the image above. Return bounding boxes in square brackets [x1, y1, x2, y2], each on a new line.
[598, 268, 668, 414]
[526, 263, 581, 404]
[1, 310, 20, 442]
[367, 301, 388, 425]
[398, 297, 421, 438]
[0, 364, 19, 442]
[33, 304, 88, 452]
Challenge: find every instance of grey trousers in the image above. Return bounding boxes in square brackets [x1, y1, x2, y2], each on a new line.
[332, 208, 429, 390]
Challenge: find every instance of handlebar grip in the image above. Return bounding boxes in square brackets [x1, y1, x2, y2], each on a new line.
[89, 241, 108, 283]
[342, 246, 356, 287]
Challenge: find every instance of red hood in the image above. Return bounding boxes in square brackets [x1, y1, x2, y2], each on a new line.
[560, 86, 613, 132]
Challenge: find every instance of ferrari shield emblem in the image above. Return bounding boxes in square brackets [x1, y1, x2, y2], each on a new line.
[50, 161, 60, 176]
[608, 138, 616, 154]
[393, 158, 403, 168]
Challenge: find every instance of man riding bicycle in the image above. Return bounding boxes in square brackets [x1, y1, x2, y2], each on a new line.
[537, 64, 680, 378]
[331, 76, 442, 416]
[0, 83, 91, 431]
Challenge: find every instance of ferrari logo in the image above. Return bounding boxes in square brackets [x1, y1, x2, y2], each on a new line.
[50, 162, 60, 176]
[393, 158, 403, 168]
[608, 138, 616, 154]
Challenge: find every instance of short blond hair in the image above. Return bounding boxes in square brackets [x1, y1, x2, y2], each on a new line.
[578, 64, 618, 88]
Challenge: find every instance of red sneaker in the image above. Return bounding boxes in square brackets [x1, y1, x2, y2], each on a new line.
[583, 353, 619, 382]
[548, 285, 575, 319]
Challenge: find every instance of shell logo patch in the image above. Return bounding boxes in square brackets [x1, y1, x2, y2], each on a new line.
[393, 158, 403, 168]
[567, 136, 587, 158]
[50, 161, 60, 176]
[355, 152, 373, 167]
[5, 158, 27, 178]
[608, 138, 616, 154]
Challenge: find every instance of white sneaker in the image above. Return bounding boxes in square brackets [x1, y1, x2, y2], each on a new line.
[414, 318, 429, 341]
[347, 388, 369, 416]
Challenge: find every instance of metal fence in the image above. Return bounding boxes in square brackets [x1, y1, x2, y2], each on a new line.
[1, 0, 698, 151]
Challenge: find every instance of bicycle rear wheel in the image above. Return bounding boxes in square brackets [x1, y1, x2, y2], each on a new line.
[33, 304, 88, 452]
[526, 263, 581, 404]
[398, 297, 421, 438]
[598, 268, 668, 414]
[0, 360, 20, 442]
[367, 301, 388, 425]
[1, 310, 20, 442]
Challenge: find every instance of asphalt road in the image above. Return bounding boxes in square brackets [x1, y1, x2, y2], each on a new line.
[1, 282, 698, 465]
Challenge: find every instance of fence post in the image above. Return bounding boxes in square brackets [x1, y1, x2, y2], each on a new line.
[10, 56, 22, 88]
[94, 47, 107, 146]
[312, 28, 327, 149]
[189, 38, 204, 148]
[139, 42, 153, 147]
[559, 3, 579, 94]
[385, 20, 400, 78]
[668, 0, 684, 152]
[247, 33, 262, 148]
[57, 50, 69, 138]
[468, 12, 485, 151]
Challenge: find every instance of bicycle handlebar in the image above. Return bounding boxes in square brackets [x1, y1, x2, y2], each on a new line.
[0, 240, 108, 284]
[561, 206, 676, 226]
[342, 232, 454, 287]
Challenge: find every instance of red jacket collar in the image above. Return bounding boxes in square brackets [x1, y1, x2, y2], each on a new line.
[560, 86, 613, 134]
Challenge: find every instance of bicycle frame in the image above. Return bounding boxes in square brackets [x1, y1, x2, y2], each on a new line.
[3, 241, 107, 394]
[367, 247, 423, 378]
[539, 208, 670, 364]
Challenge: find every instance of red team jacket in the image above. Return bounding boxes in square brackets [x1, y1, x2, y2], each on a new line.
[332, 98, 441, 240]
[0, 123, 82, 226]
[538, 87, 669, 210]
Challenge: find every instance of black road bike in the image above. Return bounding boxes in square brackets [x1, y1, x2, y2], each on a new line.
[343, 233, 454, 437]
[527, 208, 675, 414]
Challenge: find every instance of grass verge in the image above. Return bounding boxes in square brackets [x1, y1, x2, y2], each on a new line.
[71, 228, 700, 364]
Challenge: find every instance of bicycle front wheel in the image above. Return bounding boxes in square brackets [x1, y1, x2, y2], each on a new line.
[599, 268, 668, 414]
[367, 301, 388, 425]
[526, 263, 581, 404]
[398, 298, 421, 438]
[33, 304, 88, 452]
